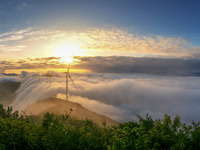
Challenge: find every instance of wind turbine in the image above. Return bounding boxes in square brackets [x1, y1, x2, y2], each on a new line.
[66, 64, 77, 100]
[42, 72, 54, 85]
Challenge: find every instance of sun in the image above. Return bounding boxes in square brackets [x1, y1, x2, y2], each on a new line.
[53, 43, 82, 63]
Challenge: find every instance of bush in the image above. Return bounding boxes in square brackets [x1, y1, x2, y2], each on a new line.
[1, 104, 200, 149]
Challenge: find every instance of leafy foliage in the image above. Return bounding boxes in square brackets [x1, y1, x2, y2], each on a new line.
[0, 104, 19, 119]
[0, 104, 200, 150]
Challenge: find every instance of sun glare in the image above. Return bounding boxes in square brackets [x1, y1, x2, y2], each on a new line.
[53, 43, 82, 63]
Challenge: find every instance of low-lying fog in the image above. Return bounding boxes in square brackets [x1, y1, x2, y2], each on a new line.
[1, 72, 200, 123]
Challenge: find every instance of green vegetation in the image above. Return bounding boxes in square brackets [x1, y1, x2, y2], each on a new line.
[0, 104, 200, 150]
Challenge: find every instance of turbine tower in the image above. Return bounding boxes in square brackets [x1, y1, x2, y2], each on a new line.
[66, 64, 76, 100]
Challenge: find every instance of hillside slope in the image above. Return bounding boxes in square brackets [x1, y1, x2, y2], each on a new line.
[24, 97, 118, 126]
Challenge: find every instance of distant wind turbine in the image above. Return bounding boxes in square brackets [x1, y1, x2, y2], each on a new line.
[66, 64, 77, 100]
[42, 72, 54, 85]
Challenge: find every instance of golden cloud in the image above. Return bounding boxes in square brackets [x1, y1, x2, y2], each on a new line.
[72, 27, 195, 58]
[0, 26, 199, 59]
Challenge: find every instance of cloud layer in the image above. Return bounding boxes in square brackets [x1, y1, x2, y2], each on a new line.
[4, 72, 200, 123]
[74, 74, 200, 122]
[73, 56, 200, 76]
[2, 56, 200, 77]
[76, 27, 197, 58]
[0, 26, 200, 59]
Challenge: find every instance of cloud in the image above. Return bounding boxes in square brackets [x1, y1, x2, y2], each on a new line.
[0, 28, 32, 39]
[1, 26, 200, 59]
[73, 56, 200, 76]
[68, 74, 200, 122]
[6, 73, 200, 123]
[0, 45, 26, 56]
[0, 35, 24, 42]
[17, 2, 29, 10]
[0, 57, 65, 70]
[10, 75, 65, 111]
[0, 28, 72, 58]
[0, 76, 19, 82]
[0, 28, 31, 55]
[57, 94, 125, 121]
[70, 27, 198, 58]
[1, 56, 200, 76]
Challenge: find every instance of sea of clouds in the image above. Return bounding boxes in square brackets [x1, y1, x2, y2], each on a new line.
[1, 72, 200, 123]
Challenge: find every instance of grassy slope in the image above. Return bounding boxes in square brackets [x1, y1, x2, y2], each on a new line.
[24, 97, 118, 127]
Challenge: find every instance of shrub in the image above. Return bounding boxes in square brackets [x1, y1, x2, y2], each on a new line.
[1, 104, 200, 149]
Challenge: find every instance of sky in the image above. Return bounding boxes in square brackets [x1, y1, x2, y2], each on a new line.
[0, 0, 200, 75]
[0, 0, 200, 71]
[1, 0, 200, 122]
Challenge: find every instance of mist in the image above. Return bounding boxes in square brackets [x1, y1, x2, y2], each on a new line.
[0, 76, 21, 106]
[70, 74, 200, 122]
[1, 72, 200, 123]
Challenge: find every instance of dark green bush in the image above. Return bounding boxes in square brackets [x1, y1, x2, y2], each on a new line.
[0, 104, 200, 150]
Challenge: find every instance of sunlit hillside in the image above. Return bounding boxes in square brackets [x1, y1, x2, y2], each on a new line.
[24, 97, 118, 127]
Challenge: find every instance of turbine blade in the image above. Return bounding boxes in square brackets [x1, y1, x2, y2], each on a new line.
[68, 73, 77, 89]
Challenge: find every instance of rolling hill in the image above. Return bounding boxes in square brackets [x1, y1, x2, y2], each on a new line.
[23, 97, 118, 126]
